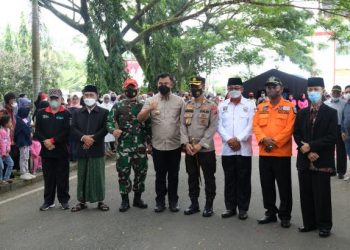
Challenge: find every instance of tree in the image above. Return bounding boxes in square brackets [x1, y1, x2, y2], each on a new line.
[0, 17, 86, 100]
[32, 0, 41, 98]
[38, 0, 350, 92]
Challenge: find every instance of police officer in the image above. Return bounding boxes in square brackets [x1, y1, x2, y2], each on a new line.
[253, 76, 296, 228]
[218, 78, 255, 220]
[181, 76, 218, 217]
[107, 79, 151, 212]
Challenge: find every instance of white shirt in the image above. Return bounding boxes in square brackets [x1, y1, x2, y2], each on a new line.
[218, 97, 255, 156]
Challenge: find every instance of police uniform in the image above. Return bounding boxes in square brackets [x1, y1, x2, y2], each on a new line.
[106, 79, 152, 212]
[218, 78, 255, 219]
[253, 76, 296, 226]
[180, 76, 218, 217]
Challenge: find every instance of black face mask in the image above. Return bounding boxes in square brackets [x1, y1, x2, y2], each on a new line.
[125, 87, 137, 98]
[191, 88, 203, 98]
[158, 85, 170, 95]
[111, 96, 116, 102]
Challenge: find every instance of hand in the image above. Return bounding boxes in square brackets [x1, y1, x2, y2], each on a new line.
[308, 152, 319, 162]
[185, 143, 194, 155]
[82, 135, 94, 147]
[262, 137, 276, 152]
[192, 144, 202, 155]
[47, 145, 55, 151]
[113, 129, 123, 138]
[300, 141, 310, 154]
[341, 133, 347, 142]
[228, 138, 241, 151]
[83, 144, 91, 150]
[146, 144, 153, 155]
[149, 101, 158, 111]
[43, 139, 54, 150]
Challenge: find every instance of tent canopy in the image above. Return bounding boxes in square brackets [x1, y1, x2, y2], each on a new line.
[243, 69, 308, 100]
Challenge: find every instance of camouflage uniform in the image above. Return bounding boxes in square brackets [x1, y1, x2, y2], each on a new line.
[107, 99, 151, 194]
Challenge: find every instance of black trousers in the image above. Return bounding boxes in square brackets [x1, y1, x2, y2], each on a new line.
[152, 147, 181, 205]
[185, 151, 216, 201]
[42, 157, 70, 205]
[222, 155, 252, 212]
[259, 156, 292, 220]
[298, 170, 332, 230]
[10, 145, 20, 172]
[336, 125, 347, 175]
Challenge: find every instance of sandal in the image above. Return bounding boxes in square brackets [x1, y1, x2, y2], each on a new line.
[71, 203, 87, 212]
[97, 202, 110, 211]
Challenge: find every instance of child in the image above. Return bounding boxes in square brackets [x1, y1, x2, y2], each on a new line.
[0, 114, 14, 185]
[14, 107, 35, 180]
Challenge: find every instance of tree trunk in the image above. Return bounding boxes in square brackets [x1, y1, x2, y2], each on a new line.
[32, 0, 40, 98]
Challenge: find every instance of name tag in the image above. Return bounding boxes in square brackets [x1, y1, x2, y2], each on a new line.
[56, 116, 64, 120]
[283, 106, 290, 111]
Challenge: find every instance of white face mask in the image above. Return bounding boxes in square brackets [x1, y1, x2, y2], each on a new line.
[84, 98, 96, 107]
[345, 93, 350, 100]
[11, 102, 18, 108]
[229, 90, 241, 99]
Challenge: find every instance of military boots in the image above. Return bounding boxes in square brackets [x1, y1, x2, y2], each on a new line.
[133, 192, 148, 209]
[119, 194, 130, 212]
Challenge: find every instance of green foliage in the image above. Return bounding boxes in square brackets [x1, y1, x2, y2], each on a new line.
[0, 14, 86, 100]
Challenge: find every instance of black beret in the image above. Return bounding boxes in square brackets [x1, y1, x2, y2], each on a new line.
[307, 77, 324, 88]
[82, 85, 98, 94]
[227, 78, 243, 86]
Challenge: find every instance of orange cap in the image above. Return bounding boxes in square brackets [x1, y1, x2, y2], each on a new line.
[123, 78, 138, 89]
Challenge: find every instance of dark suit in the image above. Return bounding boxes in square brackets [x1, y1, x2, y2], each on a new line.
[71, 105, 108, 158]
[293, 103, 337, 231]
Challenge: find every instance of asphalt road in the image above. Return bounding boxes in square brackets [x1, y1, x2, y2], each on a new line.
[0, 156, 350, 250]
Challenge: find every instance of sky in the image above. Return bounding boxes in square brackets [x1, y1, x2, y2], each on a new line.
[1, 1, 349, 92]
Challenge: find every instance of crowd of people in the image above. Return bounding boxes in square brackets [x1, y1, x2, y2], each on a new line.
[1, 72, 349, 239]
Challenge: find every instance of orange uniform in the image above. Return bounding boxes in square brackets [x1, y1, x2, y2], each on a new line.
[253, 98, 296, 157]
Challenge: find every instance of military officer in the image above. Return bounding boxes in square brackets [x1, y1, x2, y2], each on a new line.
[107, 78, 151, 212]
[180, 76, 218, 217]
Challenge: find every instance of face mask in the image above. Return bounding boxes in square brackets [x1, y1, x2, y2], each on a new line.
[345, 93, 350, 100]
[111, 96, 116, 102]
[229, 90, 241, 99]
[158, 85, 170, 96]
[191, 88, 203, 98]
[308, 91, 322, 103]
[125, 87, 138, 98]
[261, 94, 265, 98]
[11, 102, 18, 108]
[331, 97, 340, 102]
[49, 100, 60, 109]
[84, 98, 96, 107]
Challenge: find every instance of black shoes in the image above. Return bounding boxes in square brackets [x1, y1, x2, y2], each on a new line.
[133, 193, 148, 209]
[298, 226, 317, 233]
[221, 210, 236, 218]
[319, 229, 331, 238]
[238, 211, 248, 220]
[154, 203, 166, 213]
[169, 202, 180, 212]
[257, 215, 277, 224]
[184, 198, 200, 215]
[119, 194, 130, 212]
[338, 174, 344, 179]
[39, 203, 55, 211]
[281, 219, 291, 228]
[60, 203, 70, 210]
[202, 200, 213, 217]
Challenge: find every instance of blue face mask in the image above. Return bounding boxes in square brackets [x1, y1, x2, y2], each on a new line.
[308, 91, 322, 103]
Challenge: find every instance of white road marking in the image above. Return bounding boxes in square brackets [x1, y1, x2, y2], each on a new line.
[0, 162, 114, 206]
